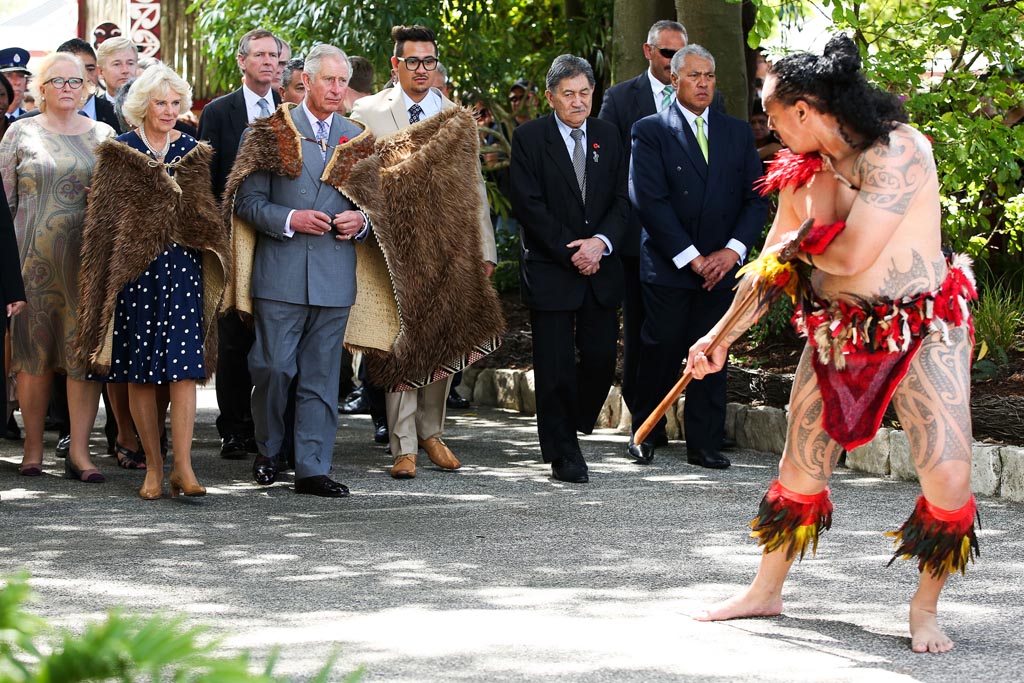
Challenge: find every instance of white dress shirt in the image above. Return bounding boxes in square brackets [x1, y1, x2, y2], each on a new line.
[647, 70, 675, 113]
[401, 88, 443, 121]
[242, 84, 275, 123]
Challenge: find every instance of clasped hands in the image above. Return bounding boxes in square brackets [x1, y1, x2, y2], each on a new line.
[567, 237, 605, 276]
[691, 247, 740, 291]
[291, 209, 365, 239]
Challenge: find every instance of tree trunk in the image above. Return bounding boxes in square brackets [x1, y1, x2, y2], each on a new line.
[611, 0, 677, 83]
[675, 0, 748, 118]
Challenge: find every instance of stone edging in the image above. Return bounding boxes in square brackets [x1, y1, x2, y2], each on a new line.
[460, 367, 1024, 503]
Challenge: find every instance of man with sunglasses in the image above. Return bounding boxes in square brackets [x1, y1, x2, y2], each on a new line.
[598, 20, 726, 453]
[351, 24, 498, 480]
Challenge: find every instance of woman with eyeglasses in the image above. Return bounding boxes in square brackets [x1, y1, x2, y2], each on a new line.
[0, 51, 115, 482]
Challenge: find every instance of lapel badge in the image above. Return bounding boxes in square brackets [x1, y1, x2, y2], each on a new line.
[592, 142, 600, 163]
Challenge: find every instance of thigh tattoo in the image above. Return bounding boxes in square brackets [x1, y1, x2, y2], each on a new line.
[891, 326, 973, 473]
[786, 346, 844, 481]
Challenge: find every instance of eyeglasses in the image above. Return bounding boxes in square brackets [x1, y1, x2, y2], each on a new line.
[396, 56, 439, 71]
[44, 77, 85, 89]
[651, 46, 677, 60]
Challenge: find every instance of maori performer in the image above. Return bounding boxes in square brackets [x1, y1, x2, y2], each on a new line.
[686, 34, 978, 653]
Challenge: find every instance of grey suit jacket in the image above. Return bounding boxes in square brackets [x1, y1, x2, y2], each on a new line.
[234, 108, 363, 308]
[351, 86, 498, 263]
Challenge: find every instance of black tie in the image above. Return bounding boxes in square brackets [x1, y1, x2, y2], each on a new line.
[409, 104, 424, 124]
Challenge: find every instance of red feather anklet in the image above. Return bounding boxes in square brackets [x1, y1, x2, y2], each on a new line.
[750, 480, 834, 561]
[887, 495, 980, 578]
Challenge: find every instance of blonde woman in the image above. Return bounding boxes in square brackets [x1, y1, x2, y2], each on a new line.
[0, 51, 115, 482]
[75, 65, 229, 499]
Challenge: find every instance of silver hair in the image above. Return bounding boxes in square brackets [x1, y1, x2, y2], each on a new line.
[435, 61, 448, 85]
[121, 63, 192, 128]
[647, 20, 687, 45]
[281, 58, 304, 88]
[670, 44, 715, 74]
[304, 44, 350, 80]
[545, 54, 594, 92]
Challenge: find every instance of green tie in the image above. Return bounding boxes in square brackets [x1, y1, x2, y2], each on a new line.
[695, 116, 708, 162]
[661, 85, 674, 111]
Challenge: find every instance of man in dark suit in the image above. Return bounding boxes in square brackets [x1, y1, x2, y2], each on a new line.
[510, 55, 629, 484]
[233, 44, 368, 498]
[598, 21, 686, 420]
[628, 44, 768, 468]
[599, 21, 728, 421]
[197, 28, 282, 458]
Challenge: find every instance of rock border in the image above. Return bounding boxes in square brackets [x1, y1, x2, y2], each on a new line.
[460, 367, 1024, 503]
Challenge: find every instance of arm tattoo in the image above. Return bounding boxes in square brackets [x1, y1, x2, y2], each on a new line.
[854, 134, 934, 215]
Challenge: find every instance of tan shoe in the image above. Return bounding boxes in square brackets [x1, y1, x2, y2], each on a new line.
[418, 437, 461, 470]
[391, 454, 417, 479]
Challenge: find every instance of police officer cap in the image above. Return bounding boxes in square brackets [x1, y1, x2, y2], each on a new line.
[0, 47, 31, 75]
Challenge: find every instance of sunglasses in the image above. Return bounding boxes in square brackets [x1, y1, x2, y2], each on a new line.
[651, 46, 677, 60]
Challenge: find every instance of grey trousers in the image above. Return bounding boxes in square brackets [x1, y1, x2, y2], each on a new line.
[249, 298, 349, 479]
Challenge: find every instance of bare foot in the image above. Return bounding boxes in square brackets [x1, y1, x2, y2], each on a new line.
[910, 604, 954, 653]
[693, 589, 783, 622]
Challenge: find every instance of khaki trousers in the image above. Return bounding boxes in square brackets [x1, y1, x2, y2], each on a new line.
[386, 375, 452, 456]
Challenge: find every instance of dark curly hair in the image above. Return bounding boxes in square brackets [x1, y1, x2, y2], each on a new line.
[767, 34, 907, 148]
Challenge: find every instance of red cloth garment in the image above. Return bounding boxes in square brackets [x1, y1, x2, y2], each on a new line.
[793, 256, 977, 450]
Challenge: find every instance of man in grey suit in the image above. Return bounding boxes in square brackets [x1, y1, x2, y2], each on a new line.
[234, 44, 370, 498]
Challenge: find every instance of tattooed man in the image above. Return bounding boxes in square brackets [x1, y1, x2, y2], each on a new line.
[686, 34, 979, 654]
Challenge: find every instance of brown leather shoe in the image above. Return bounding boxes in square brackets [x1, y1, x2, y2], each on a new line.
[391, 453, 417, 479]
[418, 437, 461, 470]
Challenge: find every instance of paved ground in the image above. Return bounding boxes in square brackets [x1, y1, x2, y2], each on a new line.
[2, 386, 1023, 682]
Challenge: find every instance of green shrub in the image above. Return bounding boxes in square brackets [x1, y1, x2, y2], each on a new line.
[972, 267, 1024, 378]
[0, 573, 362, 683]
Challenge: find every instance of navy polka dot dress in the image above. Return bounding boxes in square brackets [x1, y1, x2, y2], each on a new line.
[105, 131, 206, 384]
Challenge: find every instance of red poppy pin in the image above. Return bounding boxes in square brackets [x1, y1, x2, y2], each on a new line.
[338, 136, 349, 145]
[592, 142, 600, 149]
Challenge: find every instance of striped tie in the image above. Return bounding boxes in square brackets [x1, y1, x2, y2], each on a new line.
[570, 128, 586, 198]
[661, 85, 675, 111]
[695, 116, 708, 163]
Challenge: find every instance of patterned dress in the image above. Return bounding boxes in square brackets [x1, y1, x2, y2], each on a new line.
[105, 132, 206, 384]
[0, 117, 115, 380]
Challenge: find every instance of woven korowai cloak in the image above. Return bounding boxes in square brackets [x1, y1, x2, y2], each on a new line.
[343, 108, 505, 390]
[223, 104, 505, 391]
[73, 141, 230, 379]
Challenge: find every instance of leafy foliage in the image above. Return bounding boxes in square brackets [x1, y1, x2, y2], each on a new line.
[745, 0, 1024, 273]
[971, 263, 1024, 377]
[0, 573, 362, 683]
[189, 0, 613, 113]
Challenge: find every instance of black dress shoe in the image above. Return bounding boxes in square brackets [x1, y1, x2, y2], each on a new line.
[220, 434, 248, 459]
[627, 439, 655, 464]
[686, 448, 731, 469]
[373, 417, 389, 445]
[446, 388, 471, 409]
[253, 454, 279, 485]
[551, 457, 589, 483]
[720, 436, 738, 451]
[295, 475, 350, 498]
[339, 390, 369, 415]
[55, 434, 71, 458]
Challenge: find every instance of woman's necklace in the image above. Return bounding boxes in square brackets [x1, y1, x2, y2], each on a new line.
[138, 126, 171, 158]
